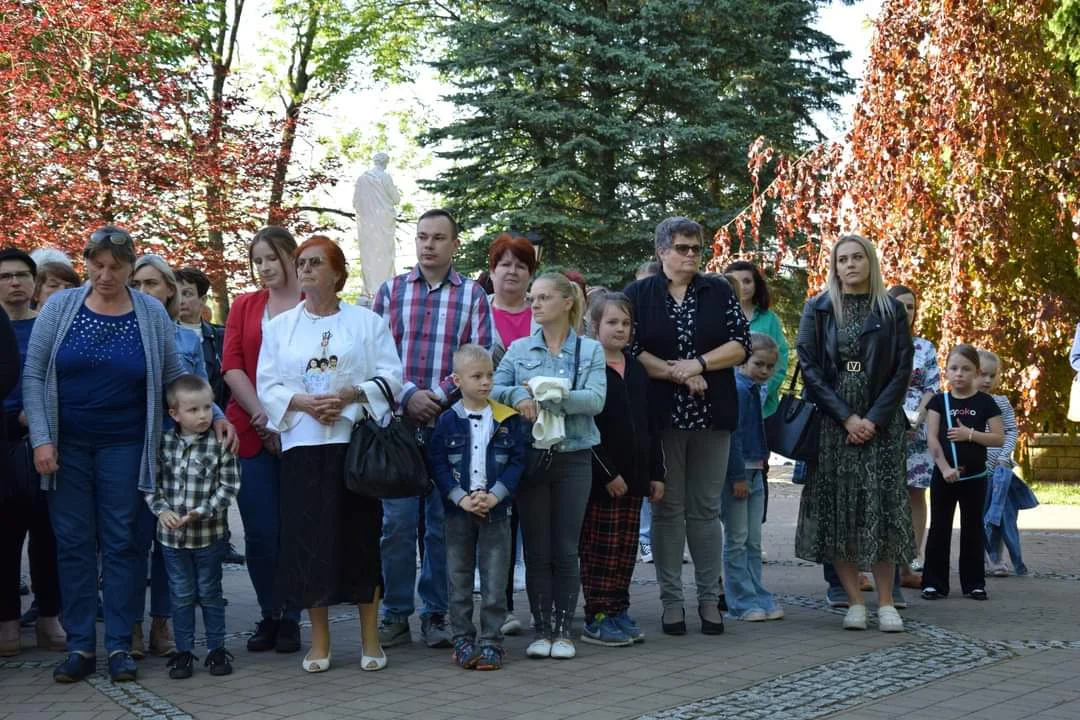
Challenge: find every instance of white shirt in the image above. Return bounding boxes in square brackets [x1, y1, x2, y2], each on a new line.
[465, 405, 493, 491]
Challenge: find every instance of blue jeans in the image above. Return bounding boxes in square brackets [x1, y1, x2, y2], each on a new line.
[721, 470, 776, 616]
[161, 539, 227, 652]
[133, 504, 171, 619]
[47, 441, 143, 655]
[639, 501, 652, 545]
[446, 511, 510, 646]
[237, 450, 298, 621]
[380, 490, 447, 621]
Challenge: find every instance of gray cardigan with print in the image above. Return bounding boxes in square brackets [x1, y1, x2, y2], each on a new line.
[22, 285, 188, 493]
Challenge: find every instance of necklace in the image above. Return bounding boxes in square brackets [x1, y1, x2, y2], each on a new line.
[302, 304, 339, 323]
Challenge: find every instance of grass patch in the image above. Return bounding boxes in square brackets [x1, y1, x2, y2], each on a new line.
[1027, 482, 1080, 506]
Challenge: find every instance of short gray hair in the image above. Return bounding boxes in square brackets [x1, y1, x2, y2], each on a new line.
[654, 217, 702, 252]
[133, 254, 181, 319]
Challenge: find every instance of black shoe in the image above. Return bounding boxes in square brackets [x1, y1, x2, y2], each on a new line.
[921, 587, 944, 600]
[275, 618, 301, 653]
[54, 653, 96, 683]
[167, 651, 196, 679]
[20, 601, 39, 628]
[661, 608, 687, 636]
[224, 543, 246, 565]
[205, 647, 234, 676]
[108, 651, 137, 682]
[966, 588, 989, 601]
[246, 618, 279, 652]
[717, 593, 728, 613]
[699, 608, 725, 635]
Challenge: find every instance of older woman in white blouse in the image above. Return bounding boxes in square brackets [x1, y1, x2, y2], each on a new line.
[257, 235, 402, 674]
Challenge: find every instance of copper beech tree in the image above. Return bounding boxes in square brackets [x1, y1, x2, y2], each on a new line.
[711, 0, 1080, 437]
[0, 0, 281, 311]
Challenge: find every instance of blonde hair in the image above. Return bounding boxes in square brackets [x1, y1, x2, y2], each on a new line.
[977, 348, 1001, 370]
[826, 234, 894, 321]
[534, 272, 584, 331]
[133, 254, 181, 319]
[453, 343, 493, 373]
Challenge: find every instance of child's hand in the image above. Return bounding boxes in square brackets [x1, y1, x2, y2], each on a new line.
[475, 492, 498, 513]
[606, 475, 628, 498]
[648, 480, 665, 503]
[180, 510, 202, 526]
[159, 511, 183, 530]
[458, 494, 479, 514]
[942, 466, 959, 483]
[946, 424, 973, 443]
[732, 480, 749, 499]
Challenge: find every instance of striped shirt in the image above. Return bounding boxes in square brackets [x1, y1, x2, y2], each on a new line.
[372, 266, 494, 406]
[987, 394, 1017, 469]
[149, 429, 241, 549]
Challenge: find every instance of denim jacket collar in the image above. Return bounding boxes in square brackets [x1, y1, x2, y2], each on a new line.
[524, 325, 580, 354]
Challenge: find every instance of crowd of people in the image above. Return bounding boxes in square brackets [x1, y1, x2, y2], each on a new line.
[0, 213, 1035, 684]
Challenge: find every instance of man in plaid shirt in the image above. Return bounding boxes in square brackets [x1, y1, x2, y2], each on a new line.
[148, 375, 241, 679]
[372, 209, 495, 649]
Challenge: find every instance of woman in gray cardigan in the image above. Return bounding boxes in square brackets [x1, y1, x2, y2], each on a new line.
[22, 227, 235, 684]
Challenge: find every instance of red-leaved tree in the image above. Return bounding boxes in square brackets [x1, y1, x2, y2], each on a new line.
[712, 0, 1080, 438]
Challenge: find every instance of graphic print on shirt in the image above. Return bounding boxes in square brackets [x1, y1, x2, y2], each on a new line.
[302, 330, 338, 395]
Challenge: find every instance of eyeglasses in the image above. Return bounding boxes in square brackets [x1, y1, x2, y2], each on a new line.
[296, 257, 325, 269]
[671, 243, 702, 257]
[0, 271, 33, 283]
[89, 228, 133, 247]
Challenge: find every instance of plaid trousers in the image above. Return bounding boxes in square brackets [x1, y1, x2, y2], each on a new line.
[579, 495, 643, 617]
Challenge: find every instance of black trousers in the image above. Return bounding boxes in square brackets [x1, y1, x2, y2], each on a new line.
[922, 476, 987, 596]
[0, 494, 61, 621]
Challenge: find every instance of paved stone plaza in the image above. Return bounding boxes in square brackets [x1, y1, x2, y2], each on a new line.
[3, 472, 1079, 720]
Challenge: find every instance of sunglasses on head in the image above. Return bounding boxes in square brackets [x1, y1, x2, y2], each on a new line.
[89, 228, 133, 247]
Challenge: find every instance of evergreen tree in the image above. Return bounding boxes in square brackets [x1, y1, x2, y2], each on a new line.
[423, 0, 853, 285]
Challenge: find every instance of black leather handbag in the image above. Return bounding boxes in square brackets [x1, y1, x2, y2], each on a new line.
[344, 377, 431, 499]
[764, 363, 821, 463]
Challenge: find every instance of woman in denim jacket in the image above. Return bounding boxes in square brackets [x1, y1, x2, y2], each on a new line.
[492, 272, 606, 661]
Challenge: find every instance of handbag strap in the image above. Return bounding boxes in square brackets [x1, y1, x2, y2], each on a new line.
[571, 336, 582, 390]
[370, 377, 397, 410]
[786, 361, 802, 393]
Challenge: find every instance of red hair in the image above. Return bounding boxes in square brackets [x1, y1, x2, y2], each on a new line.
[562, 269, 587, 298]
[488, 233, 537, 275]
[295, 235, 348, 292]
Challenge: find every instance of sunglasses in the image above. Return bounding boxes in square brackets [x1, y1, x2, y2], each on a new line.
[89, 228, 133, 247]
[671, 243, 702, 257]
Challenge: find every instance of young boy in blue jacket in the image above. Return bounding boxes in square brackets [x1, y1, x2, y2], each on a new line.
[428, 344, 526, 670]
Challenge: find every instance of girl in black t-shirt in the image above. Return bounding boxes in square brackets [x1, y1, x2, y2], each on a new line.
[922, 344, 1004, 600]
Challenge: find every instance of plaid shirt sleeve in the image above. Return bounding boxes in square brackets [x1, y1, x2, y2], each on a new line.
[148, 437, 175, 517]
[191, 442, 240, 519]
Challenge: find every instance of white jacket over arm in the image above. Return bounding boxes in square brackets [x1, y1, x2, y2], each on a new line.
[256, 302, 403, 434]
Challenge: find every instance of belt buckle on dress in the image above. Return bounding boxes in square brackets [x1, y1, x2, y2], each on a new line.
[846, 361, 862, 373]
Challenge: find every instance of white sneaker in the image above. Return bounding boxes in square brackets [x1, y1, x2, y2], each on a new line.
[843, 604, 868, 630]
[639, 542, 653, 564]
[526, 636, 552, 658]
[878, 605, 904, 633]
[737, 609, 768, 622]
[765, 607, 785, 621]
[500, 613, 523, 636]
[550, 637, 576, 659]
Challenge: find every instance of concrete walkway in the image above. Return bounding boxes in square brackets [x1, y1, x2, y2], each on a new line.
[3, 470, 1078, 720]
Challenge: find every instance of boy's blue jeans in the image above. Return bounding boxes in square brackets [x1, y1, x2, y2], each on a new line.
[47, 440, 143, 655]
[445, 510, 510, 647]
[161, 539, 227, 653]
[721, 470, 776, 615]
[380, 490, 448, 622]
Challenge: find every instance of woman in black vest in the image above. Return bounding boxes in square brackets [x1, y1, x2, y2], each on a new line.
[794, 234, 915, 633]
[624, 217, 751, 636]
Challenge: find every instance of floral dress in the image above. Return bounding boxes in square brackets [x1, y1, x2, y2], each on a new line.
[903, 337, 940, 489]
[667, 282, 710, 430]
[794, 294, 915, 569]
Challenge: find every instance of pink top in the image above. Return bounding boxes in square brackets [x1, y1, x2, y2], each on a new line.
[492, 305, 533, 348]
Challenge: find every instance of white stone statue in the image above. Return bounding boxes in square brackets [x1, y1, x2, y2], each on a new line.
[353, 152, 401, 296]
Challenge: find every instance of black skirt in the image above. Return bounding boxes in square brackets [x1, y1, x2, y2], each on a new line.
[277, 443, 383, 609]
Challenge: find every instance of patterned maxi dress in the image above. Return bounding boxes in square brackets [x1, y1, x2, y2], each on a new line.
[903, 337, 940, 489]
[794, 294, 915, 570]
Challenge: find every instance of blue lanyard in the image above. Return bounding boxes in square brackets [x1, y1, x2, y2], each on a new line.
[943, 392, 987, 481]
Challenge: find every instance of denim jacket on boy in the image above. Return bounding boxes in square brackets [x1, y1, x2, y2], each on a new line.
[428, 399, 527, 520]
[735, 371, 768, 465]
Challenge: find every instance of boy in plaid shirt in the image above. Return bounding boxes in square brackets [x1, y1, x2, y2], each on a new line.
[148, 375, 241, 679]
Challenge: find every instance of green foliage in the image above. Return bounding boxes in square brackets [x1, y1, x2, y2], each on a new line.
[1049, 0, 1080, 88]
[422, 0, 853, 285]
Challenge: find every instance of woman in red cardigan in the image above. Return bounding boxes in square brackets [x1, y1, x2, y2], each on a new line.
[222, 226, 303, 653]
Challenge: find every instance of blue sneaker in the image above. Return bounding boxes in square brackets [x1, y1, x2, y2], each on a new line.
[612, 611, 644, 643]
[581, 613, 634, 647]
[54, 653, 96, 683]
[826, 586, 849, 608]
[108, 651, 137, 682]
